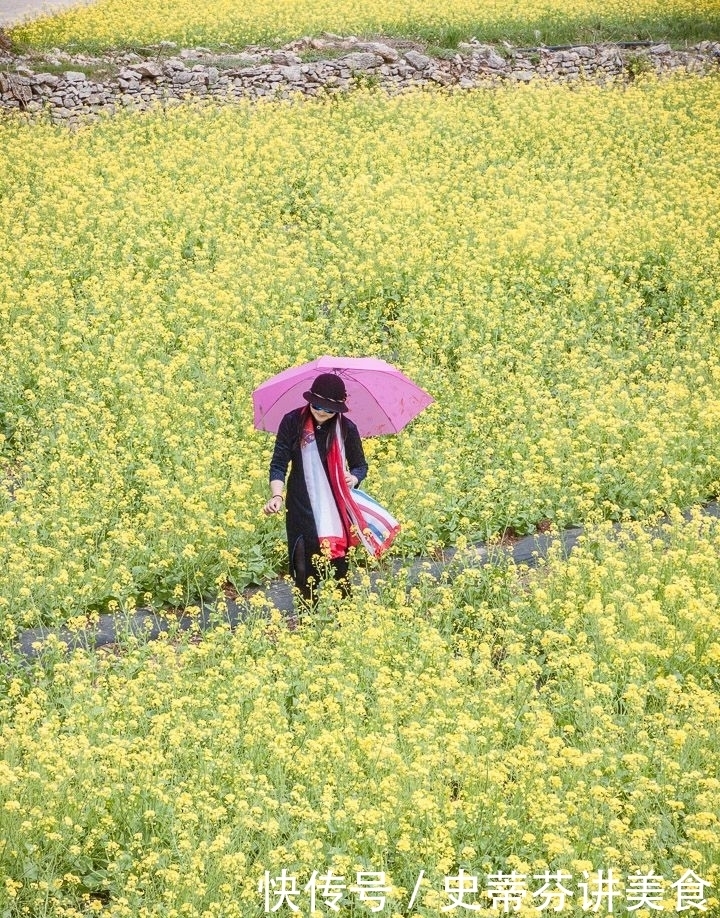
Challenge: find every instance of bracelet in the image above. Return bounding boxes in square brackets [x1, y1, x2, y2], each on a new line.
[273, 494, 284, 502]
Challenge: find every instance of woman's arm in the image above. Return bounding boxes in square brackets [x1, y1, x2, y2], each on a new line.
[264, 413, 295, 514]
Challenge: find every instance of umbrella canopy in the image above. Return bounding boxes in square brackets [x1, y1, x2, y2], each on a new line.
[252, 356, 433, 437]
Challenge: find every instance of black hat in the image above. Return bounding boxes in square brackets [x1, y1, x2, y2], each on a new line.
[303, 373, 349, 413]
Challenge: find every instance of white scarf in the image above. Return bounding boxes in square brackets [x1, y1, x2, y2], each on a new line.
[301, 416, 348, 559]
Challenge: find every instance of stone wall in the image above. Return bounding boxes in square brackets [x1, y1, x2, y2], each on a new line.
[2, 36, 719, 125]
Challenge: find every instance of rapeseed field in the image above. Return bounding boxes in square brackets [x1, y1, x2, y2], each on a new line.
[1, 77, 720, 633]
[2, 0, 720, 908]
[0, 511, 718, 914]
[9, 0, 720, 50]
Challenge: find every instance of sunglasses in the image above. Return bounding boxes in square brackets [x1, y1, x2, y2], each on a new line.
[311, 404, 337, 414]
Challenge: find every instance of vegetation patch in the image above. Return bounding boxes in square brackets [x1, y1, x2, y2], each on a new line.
[1, 77, 719, 633]
[0, 511, 717, 915]
[8, 0, 720, 53]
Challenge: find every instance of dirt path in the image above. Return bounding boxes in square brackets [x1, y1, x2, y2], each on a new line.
[14, 500, 720, 658]
[0, 0, 95, 28]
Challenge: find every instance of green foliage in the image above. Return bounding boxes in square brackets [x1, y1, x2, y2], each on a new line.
[625, 51, 653, 79]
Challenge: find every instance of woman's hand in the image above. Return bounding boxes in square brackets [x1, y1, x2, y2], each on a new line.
[345, 473, 358, 489]
[264, 494, 284, 515]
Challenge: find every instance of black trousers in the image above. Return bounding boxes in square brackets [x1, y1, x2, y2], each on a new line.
[292, 537, 350, 604]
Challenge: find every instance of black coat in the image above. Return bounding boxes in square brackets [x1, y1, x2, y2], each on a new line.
[269, 407, 368, 580]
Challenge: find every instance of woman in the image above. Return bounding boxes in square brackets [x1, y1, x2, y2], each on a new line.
[263, 372, 368, 603]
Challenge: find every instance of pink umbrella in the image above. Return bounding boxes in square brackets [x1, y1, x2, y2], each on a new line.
[252, 356, 433, 437]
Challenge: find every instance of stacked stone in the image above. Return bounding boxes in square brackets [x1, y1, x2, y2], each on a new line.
[1, 39, 719, 124]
